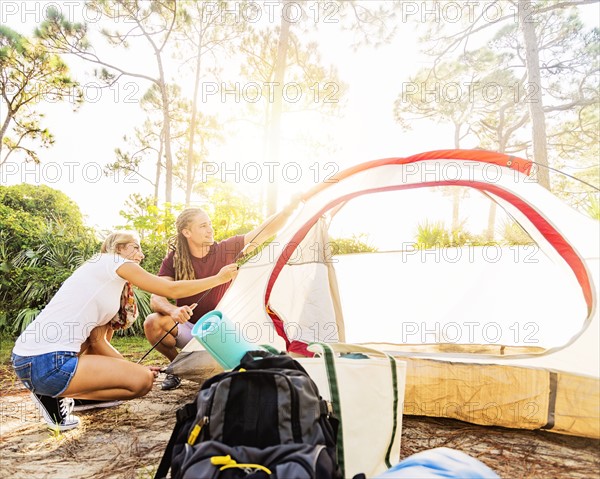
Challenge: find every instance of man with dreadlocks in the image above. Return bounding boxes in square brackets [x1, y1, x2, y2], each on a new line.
[144, 200, 300, 390]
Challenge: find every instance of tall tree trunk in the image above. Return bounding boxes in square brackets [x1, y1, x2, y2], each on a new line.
[518, 0, 550, 189]
[486, 202, 497, 241]
[155, 29, 173, 205]
[486, 121, 509, 241]
[0, 112, 13, 163]
[451, 190, 460, 232]
[186, 28, 204, 206]
[265, 1, 291, 215]
[154, 134, 164, 206]
[160, 84, 173, 204]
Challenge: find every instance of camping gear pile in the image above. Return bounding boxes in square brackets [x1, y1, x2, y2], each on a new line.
[154, 350, 342, 479]
[154, 343, 500, 478]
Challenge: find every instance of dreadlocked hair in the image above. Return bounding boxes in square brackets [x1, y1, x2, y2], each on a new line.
[172, 208, 206, 281]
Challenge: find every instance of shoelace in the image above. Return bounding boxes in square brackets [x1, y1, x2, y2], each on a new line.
[59, 398, 74, 418]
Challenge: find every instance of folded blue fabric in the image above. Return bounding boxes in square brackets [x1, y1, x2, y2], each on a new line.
[375, 447, 499, 479]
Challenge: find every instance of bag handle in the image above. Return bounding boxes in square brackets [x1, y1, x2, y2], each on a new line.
[307, 342, 389, 359]
[308, 342, 400, 471]
[310, 342, 346, 477]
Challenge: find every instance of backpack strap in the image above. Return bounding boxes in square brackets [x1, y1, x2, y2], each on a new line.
[317, 343, 346, 477]
[384, 354, 399, 469]
[154, 402, 196, 479]
[237, 349, 309, 374]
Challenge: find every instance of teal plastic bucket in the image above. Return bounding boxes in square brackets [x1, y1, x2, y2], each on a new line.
[191, 310, 258, 370]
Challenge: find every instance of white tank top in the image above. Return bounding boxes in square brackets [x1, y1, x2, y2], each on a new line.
[12, 253, 134, 356]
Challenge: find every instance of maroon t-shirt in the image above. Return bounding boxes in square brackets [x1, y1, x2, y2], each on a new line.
[158, 235, 245, 323]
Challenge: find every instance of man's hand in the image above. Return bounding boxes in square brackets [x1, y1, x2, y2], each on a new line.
[171, 303, 197, 324]
[217, 263, 239, 284]
[243, 194, 303, 255]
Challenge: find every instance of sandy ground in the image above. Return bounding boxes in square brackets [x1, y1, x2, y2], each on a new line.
[1, 364, 599, 479]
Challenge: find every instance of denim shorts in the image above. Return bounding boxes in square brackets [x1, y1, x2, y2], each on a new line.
[11, 351, 79, 397]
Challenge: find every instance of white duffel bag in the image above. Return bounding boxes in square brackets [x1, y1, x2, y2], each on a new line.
[298, 343, 406, 479]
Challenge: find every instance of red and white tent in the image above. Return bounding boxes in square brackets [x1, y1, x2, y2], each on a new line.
[168, 149, 599, 438]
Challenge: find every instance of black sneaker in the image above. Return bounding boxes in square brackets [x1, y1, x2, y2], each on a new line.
[161, 373, 181, 391]
[30, 393, 80, 431]
[73, 399, 123, 412]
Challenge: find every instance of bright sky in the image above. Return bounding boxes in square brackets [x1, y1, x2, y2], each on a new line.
[1, 1, 598, 242]
[0, 1, 448, 232]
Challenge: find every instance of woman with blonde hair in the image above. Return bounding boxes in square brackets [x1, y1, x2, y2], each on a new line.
[11, 231, 238, 431]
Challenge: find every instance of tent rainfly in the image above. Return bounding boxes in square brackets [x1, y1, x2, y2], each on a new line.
[166, 149, 599, 439]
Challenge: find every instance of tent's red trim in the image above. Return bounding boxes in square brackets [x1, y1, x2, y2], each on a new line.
[301, 150, 532, 202]
[266, 178, 593, 353]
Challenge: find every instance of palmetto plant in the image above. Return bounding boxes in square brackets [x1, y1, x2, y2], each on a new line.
[3, 224, 98, 335]
[12, 308, 41, 336]
[0, 230, 11, 273]
[415, 221, 451, 249]
[585, 193, 600, 220]
[499, 219, 534, 246]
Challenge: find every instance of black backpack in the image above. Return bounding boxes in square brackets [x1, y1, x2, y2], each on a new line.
[154, 350, 341, 479]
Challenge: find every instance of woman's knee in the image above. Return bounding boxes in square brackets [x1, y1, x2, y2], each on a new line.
[132, 369, 155, 397]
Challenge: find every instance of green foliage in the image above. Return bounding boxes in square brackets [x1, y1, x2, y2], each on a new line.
[584, 193, 600, 220]
[110, 335, 165, 366]
[0, 203, 45, 253]
[117, 194, 182, 244]
[408, 2, 598, 192]
[12, 308, 40, 336]
[139, 241, 168, 277]
[0, 184, 87, 251]
[2, 228, 98, 335]
[117, 194, 179, 277]
[329, 234, 378, 255]
[0, 185, 98, 336]
[118, 186, 264, 274]
[499, 220, 535, 246]
[415, 221, 451, 249]
[414, 221, 490, 249]
[197, 180, 263, 241]
[552, 159, 600, 213]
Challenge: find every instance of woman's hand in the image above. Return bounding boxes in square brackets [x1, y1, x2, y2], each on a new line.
[216, 263, 239, 284]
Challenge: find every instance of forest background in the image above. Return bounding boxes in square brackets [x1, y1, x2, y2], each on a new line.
[1, 0, 598, 337]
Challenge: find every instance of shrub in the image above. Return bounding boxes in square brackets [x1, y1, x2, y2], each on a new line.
[584, 193, 600, 220]
[414, 221, 488, 248]
[500, 220, 534, 245]
[0, 185, 98, 336]
[415, 221, 451, 249]
[329, 234, 378, 255]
